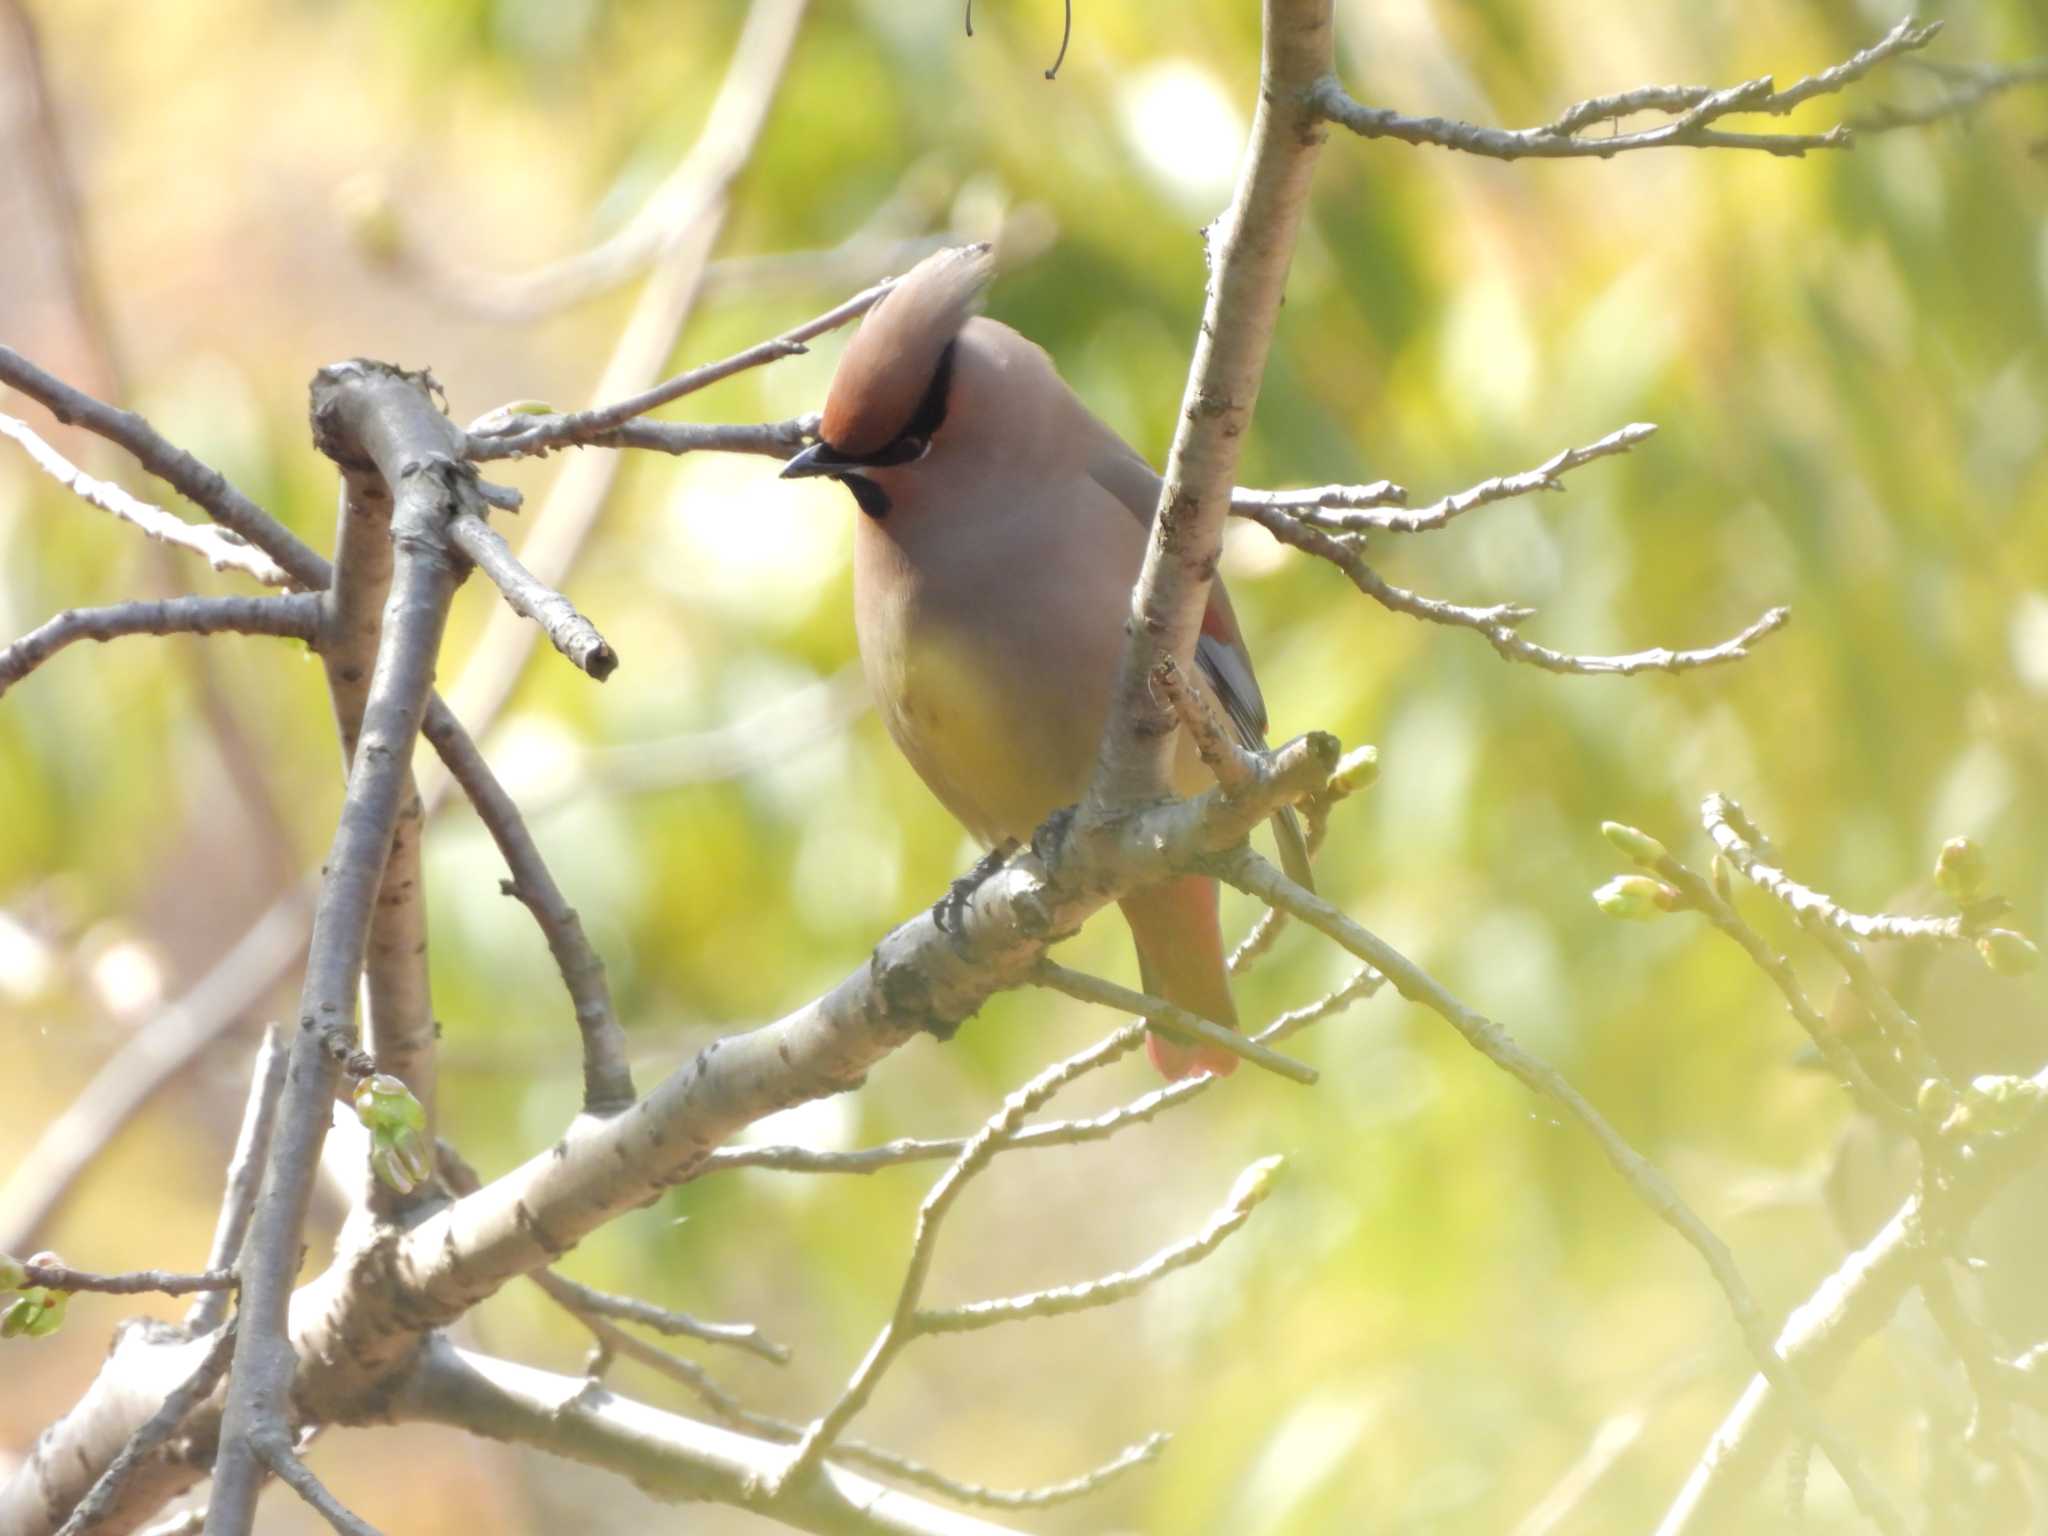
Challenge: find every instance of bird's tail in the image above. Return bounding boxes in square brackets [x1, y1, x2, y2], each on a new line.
[1121, 876, 1241, 1079]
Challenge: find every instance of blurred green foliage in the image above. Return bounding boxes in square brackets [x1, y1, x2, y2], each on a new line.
[1, 1, 2044, 1532]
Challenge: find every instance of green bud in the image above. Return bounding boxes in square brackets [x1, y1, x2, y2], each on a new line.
[1593, 875, 1681, 921]
[369, 1130, 431, 1196]
[1330, 746, 1379, 797]
[0, 1255, 25, 1294]
[23, 1290, 64, 1338]
[1977, 929, 2041, 978]
[1935, 837, 1989, 905]
[1, 1289, 64, 1339]
[354, 1074, 426, 1137]
[1601, 822, 1669, 867]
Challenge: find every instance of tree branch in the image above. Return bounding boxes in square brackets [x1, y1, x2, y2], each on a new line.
[0, 412, 290, 585]
[187, 1029, 287, 1336]
[0, 345, 329, 589]
[396, 1341, 1029, 1536]
[1083, 0, 1333, 815]
[1217, 846, 1909, 1536]
[0, 594, 320, 697]
[1312, 19, 1950, 160]
[206, 362, 476, 1536]
[443, 513, 618, 680]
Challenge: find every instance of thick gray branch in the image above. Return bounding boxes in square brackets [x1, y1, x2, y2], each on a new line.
[206, 362, 474, 1536]
[397, 1342, 1027, 1536]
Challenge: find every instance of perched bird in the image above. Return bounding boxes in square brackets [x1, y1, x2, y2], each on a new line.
[783, 246, 1312, 1078]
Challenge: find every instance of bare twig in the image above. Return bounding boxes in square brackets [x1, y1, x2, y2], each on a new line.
[1848, 55, 2048, 133]
[1151, 654, 1261, 796]
[576, 414, 815, 460]
[1703, 796, 1940, 1083]
[541, 1271, 787, 1364]
[51, 1324, 237, 1536]
[579, 1300, 1166, 1511]
[1230, 476, 1407, 518]
[21, 1262, 233, 1297]
[1604, 824, 1919, 1133]
[1033, 960, 1318, 1085]
[1314, 19, 1949, 160]
[1289, 423, 1657, 536]
[1236, 493, 1792, 674]
[467, 272, 906, 461]
[1703, 795, 1973, 946]
[188, 1028, 288, 1335]
[0, 346, 328, 589]
[706, 967, 1379, 1177]
[1218, 846, 1910, 1536]
[0, 593, 320, 696]
[420, 705, 634, 1114]
[444, 514, 618, 680]
[919, 1156, 1281, 1332]
[1656, 1074, 2048, 1534]
[0, 412, 290, 585]
[252, 1441, 382, 1536]
[772, 1024, 1156, 1490]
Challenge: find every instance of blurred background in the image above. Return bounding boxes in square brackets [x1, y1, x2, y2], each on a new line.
[2, 0, 2044, 1531]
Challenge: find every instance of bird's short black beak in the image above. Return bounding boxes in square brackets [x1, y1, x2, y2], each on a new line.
[780, 441, 862, 480]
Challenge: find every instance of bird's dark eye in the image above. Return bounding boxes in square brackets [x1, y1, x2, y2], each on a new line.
[841, 475, 891, 520]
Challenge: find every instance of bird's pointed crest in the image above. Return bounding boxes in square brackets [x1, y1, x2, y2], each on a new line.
[821, 244, 994, 456]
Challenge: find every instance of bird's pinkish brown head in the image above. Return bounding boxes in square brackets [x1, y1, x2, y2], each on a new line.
[780, 244, 994, 517]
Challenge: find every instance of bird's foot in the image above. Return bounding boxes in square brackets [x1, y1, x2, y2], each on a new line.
[934, 839, 1019, 937]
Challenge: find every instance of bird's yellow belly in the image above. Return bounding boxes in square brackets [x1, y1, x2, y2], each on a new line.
[870, 620, 1090, 846]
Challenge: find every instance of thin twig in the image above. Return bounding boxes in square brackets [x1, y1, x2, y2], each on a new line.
[0, 594, 320, 696]
[539, 1271, 787, 1365]
[1218, 846, 1910, 1536]
[774, 1026, 1152, 1491]
[21, 1263, 234, 1297]
[919, 1156, 1280, 1331]
[703, 970, 1378, 1176]
[467, 270, 915, 460]
[420, 705, 634, 1114]
[1848, 55, 2048, 133]
[1033, 960, 1318, 1084]
[1607, 828, 1920, 1133]
[1703, 796, 1940, 1084]
[0, 413, 290, 585]
[1290, 423, 1657, 536]
[1314, 19, 1949, 160]
[1237, 494, 1792, 674]
[51, 1325, 237, 1536]
[253, 1441, 383, 1536]
[186, 1032, 287, 1334]
[444, 514, 618, 680]
[0, 346, 329, 589]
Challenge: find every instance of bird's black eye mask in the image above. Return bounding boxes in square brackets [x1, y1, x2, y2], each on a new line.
[777, 342, 958, 520]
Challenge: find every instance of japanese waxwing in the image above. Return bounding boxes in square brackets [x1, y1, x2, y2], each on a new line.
[782, 245, 1313, 1078]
